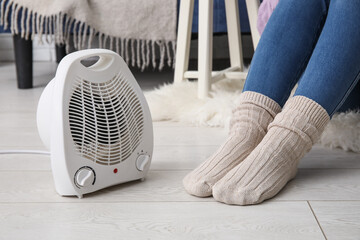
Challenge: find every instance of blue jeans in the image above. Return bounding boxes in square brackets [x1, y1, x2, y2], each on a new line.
[243, 0, 360, 116]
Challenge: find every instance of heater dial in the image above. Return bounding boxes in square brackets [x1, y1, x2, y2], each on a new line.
[75, 167, 95, 187]
[136, 154, 150, 171]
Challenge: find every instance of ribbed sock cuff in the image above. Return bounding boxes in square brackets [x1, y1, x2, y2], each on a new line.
[283, 96, 330, 131]
[239, 91, 282, 118]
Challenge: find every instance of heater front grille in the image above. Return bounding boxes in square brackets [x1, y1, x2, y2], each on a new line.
[68, 73, 144, 165]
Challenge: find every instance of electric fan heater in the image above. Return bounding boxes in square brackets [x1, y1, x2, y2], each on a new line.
[37, 49, 153, 198]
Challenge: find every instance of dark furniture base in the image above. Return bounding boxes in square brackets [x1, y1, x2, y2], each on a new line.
[55, 44, 67, 64]
[13, 34, 33, 89]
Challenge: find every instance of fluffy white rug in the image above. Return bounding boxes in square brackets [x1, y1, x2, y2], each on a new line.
[144, 79, 360, 153]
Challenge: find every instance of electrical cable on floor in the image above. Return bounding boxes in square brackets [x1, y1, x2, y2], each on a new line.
[0, 150, 50, 155]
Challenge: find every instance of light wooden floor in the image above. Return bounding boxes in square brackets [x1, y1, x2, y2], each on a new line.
[0, 62, 359, 240]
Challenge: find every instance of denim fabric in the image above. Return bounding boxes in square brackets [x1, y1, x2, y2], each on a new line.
[336, 78, 360, 113]
[243, 0, 360, 116]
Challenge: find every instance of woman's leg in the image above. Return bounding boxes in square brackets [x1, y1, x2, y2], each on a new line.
[243, 0, 329, 106]
[294, 0, 360, 116]
[183, 0, 329, 197]
[337, 81, 360, 112]
[212, 0, 360, 205]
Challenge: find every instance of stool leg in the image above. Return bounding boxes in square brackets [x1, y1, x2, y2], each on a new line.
[198, 0, 213, 99]
[174, 0, 195, 84]
[245, 0, 261, 50]
[225, 0, 244, 71]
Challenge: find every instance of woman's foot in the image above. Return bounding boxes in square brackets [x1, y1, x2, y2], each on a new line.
[212, 96, 330, 205]
[183, 91, 281, 197]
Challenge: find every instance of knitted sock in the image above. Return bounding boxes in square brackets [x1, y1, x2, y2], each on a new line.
[212, 96, 330, 205]
[183, 91, 281, 197]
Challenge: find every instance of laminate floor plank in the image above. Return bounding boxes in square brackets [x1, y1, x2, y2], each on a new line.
[0, 202, 324, 240]
[310, 201, 360, 240]
[1, 169, 360, 203]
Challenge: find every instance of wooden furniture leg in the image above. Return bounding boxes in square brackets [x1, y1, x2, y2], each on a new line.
[245, 0, 261, 49]
[174, 0, 195, 84]
[225, 0, 244, 71]
[13, 34, 33, 89]
[55, 44, 67, 63]
[198, 0, 214, 99]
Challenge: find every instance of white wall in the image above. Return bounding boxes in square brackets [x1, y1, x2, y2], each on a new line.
[0, 33, 56, 62]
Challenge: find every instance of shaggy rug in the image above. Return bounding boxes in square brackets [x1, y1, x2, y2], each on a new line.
[145, 79, 360, 153]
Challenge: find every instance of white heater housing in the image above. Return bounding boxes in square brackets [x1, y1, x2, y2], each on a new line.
[37, 49, 153, 198]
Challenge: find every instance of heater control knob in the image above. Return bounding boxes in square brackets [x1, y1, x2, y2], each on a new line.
[136, 154, 150, 171]
[75, 167, 95, 187]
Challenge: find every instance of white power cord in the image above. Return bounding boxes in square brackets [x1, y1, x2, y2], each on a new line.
[0, 150, 50, 155]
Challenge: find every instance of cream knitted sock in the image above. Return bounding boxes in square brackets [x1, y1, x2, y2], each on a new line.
[212, 96, 330, 205]
[183, 91, 281, 197]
